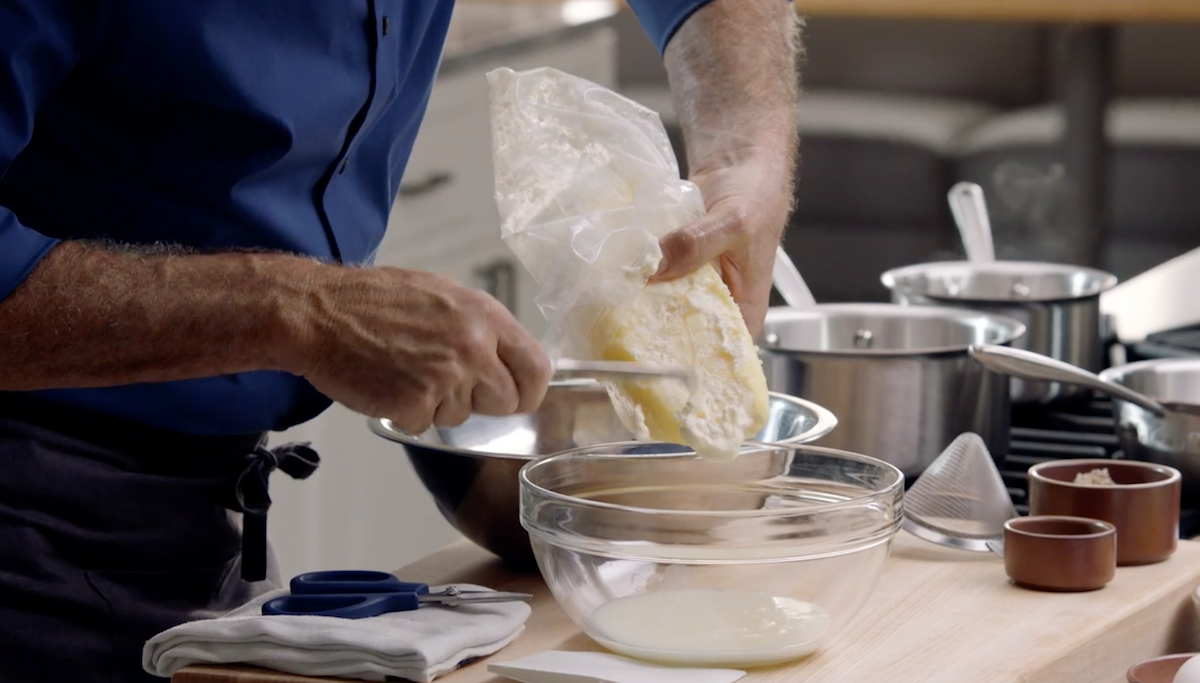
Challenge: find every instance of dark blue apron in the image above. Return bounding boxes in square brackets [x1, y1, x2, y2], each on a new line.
[0, 395, 319, 683]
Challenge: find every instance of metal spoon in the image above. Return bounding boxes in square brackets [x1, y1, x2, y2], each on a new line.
[772, 245, 817, 308]
[552, 359, 698, 391]
[948, 182, 996, 263]
[968, 344, 1169, 416]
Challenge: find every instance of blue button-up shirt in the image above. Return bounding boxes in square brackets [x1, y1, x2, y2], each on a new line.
[0, 0, 708, 435]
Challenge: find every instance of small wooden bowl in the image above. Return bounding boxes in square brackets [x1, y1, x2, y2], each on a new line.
[1003, 515, 1116, 592]
[1127, 653, 1200, 683]
[1028, 459, 1181, 566]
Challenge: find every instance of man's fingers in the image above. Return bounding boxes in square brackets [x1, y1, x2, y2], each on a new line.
[496, 326, 552, 415]
[472, 356, 521, 416]
[432, 379, 472, 427]
[651, 202, 751, 282]
[391, 393, 438, 435]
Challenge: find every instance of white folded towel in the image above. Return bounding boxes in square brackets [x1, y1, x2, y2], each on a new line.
[142, 584, 532, 682]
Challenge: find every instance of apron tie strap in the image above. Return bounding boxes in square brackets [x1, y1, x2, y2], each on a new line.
[224, 442, 321, 581]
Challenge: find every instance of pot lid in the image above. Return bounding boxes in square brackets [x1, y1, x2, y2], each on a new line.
[880, 260, 1118, 304]
[760, 303, 1026, 356]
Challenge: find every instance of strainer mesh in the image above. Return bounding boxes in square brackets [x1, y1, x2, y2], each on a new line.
[904, 433, 1017, 540]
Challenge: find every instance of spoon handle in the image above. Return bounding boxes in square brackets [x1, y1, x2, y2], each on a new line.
[948, 182, 995, 263]
[772, 245, 817, 308]
[968, 344, 1168, 416]
[553, 359, 696, 385]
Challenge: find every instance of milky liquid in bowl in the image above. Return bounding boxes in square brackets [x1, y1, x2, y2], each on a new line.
[589, 588, 832, 667]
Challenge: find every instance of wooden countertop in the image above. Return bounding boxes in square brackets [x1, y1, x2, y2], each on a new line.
[176, 533, 1200, 683]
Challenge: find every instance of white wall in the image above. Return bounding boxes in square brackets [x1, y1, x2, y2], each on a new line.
[265, 404, 463, 578]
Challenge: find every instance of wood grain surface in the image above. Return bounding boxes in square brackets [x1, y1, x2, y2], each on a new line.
[174, 534, 1200, 683]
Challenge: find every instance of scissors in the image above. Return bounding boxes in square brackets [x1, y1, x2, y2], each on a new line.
[260, 570, 533, 619]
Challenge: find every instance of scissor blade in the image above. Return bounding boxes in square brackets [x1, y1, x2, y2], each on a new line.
[419, 590, 533, 607]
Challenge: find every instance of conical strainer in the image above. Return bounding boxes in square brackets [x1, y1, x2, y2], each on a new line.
[903, 432, 1017, 554]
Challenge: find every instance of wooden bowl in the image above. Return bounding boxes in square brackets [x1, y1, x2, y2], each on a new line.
[1028, 459, 1181, 566]
[1127, 653, 1200, 683]
[1002, 515, 1116, 592]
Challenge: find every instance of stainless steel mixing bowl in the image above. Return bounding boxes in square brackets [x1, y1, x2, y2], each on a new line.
[367, 379, 839, 567]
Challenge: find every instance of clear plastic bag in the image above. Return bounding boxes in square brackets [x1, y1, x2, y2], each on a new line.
[486, 66, 704, 359]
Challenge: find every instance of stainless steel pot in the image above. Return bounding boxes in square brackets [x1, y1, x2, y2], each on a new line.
[969, 344, 1200, 505]
[1102, 359, 1200, 504]
[367, 381, 838, 567]
[880, 260, 1117, 404]
[759, 303, 1026, 479]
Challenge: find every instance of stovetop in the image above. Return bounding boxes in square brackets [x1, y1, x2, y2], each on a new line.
[999, 325, 1200, 538]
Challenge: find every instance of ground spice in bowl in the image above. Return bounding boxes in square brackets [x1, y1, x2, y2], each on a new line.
[1074, 468, 1117, 486]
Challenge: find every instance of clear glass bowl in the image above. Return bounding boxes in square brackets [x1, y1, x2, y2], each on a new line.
[518, 441, 904, 668]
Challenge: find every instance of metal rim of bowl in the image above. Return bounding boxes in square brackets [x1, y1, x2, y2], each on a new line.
[760, 302, 1027, 357]
[1027, 457, 1182, 490]
[880, 260, 1119, 304]
[365, 385, 840, 461]
[516, 439, 905, 520]
[1098, 357, 1200, 387]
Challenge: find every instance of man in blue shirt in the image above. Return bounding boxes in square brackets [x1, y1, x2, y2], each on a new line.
[0, 0, 801, 680]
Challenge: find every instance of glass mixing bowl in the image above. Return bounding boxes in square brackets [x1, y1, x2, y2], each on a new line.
[518, 441, 904, 668]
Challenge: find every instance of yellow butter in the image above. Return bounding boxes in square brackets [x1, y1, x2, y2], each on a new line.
[590, 262, 770, 459]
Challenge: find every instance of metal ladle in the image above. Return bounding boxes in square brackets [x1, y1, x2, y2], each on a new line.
[967, 343, 1177, 416]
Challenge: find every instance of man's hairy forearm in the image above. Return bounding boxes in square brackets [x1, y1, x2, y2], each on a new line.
[664, 0, 804, 177]
[0, 241, 315, 391]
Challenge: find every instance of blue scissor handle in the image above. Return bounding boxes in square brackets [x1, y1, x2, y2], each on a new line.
[261, 592, 420, 619]
[289, 570, 429, 596]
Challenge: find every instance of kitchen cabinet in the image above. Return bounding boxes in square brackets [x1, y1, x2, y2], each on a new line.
[265, 13, 619, 581]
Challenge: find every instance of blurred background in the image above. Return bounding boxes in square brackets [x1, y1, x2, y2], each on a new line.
[611, 8, 1200, 303]
[265, 0, 1200, 578]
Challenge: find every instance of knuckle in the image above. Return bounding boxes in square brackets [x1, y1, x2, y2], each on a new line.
[724, 205, 753, 237]
[438, 362, 471, 395]
[458, 319, 495, 359]
[670, 229, 703, 262]
[461, 286, 499, 314]
[532, 351, 553, 384]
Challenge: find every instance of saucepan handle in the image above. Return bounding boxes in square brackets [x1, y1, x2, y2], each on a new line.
[968, 344, 1168, 416]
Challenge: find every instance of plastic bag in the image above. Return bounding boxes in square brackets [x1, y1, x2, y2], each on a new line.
[486, 66, 705, 359]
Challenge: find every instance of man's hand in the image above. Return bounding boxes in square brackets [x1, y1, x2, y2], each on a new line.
[651, 138, 794, 337]
[650, 0, 803, 337]
[0, 242, 553, 431]
[291, 267, 552, 433]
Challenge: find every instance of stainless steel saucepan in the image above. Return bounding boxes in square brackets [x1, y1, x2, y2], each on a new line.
[882, 260, 1117, 405]
[759, 304, 1026, 479]
[969, 343, 1200, 503]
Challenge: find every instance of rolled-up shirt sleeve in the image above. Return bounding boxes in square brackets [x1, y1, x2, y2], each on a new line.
[624, 0, 716, 54]
[0, 0, 90, 301]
